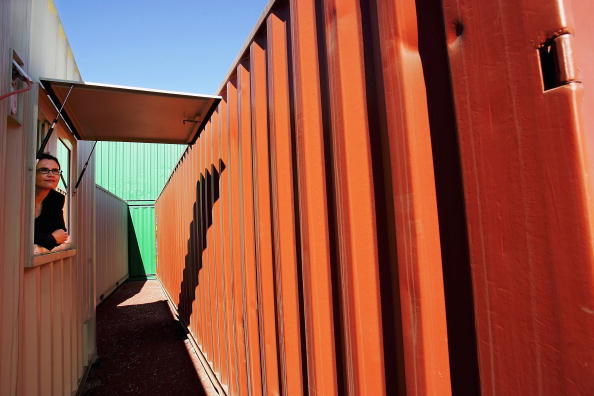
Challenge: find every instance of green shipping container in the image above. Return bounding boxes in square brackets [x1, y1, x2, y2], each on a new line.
[95, 142, 185, 201]
[95, 142, 185, 277]
[128, 205, 156, 278]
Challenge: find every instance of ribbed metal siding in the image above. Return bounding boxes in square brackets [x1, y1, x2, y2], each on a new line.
[95, 141, 185, 201]
[96, 186, 128, 302]
[21, 137, 96, 396]
[128, 206, 157, 278]
[156, 0, 594, 395]
[156, 0, 452, 395]
[441, 0, 594, 394]
[95, 142, 184, 278]
[1, 0, 95, 394]
[75, 140, 97, 364]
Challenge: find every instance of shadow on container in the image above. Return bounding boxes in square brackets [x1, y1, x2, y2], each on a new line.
[127, 208, 147, 279]
[178, 161, 225, 326]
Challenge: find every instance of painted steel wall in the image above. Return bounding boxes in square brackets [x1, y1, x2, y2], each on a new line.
[156, 0, 594, 395]
[128, 205, 157, 278]
[95, 141, 185, 201]
[156, 0, 453, 395]
[0, 1, 96, 394]
[441, 0, 594, 394]
[21, 139, 97, 396]
[96, 186, 128, 302]
[95, 141, 184, 277]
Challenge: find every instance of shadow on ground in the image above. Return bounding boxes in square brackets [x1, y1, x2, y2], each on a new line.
[81, 280, 206, 396]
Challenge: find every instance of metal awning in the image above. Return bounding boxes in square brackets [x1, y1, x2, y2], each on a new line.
[40, 78, 221, 144]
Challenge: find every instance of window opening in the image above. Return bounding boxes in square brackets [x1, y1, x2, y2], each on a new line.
[36, 119, 51, 152]
[57, 138, 71, 230]
[33, 91, 76, 257]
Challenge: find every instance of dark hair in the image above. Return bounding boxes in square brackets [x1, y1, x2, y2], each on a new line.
[37, 152, 60, 169]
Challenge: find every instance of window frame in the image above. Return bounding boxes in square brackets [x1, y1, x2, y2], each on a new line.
[32, 91, 78, 258]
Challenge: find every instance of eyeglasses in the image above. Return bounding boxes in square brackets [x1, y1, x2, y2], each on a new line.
[37, 168, 62, 176]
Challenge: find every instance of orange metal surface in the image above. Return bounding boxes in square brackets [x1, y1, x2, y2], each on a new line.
[266, 8, 305, 396]
[155, 0, 594, 395]
[155, 0, 447, 395]
[374, 0, 452, 394]
[228, 78, 251, 396]
[288, 1, 338, 395]
[238, 62, 264, 396]
[442, 0, 594, 394]
[320, 0, 388, 393]
[250, 37, 281, 396]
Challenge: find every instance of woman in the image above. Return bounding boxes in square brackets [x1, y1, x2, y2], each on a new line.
[34, 153, 69, 252]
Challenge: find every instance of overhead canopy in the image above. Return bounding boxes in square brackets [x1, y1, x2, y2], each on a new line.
[40, 78, 221, 144]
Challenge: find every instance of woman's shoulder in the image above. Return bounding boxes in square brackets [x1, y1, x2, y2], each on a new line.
[46, 189, 65, 205]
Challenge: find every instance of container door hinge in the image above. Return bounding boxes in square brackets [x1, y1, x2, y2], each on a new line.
[538, 33, 580, 91]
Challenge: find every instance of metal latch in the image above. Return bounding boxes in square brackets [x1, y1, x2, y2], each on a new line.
[539, 33, 579, 91]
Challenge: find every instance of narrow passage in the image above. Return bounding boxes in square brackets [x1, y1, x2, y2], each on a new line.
[81, 280, 212, 395]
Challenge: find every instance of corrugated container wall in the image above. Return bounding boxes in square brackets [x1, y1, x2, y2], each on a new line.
[156, 0, 448, 394]
[95, 141, 185, 277]
[128, 205, 157, 277]
[156, 0, 594, 395]
[1, 0, 98, 395]
[440, 0, 594, 394]
[95, 142, 185, 201]
[96, 186, 128, 302]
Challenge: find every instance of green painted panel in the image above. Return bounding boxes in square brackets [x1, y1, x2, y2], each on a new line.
[95, 142, 184, 279]
[56, 139, 71, 192]
[95, 142, 185, 201]
[128, 206, 156, 278]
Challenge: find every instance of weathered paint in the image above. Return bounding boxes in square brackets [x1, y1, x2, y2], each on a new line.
[441, 0, 594, 394]
[96, 186, 128, 302]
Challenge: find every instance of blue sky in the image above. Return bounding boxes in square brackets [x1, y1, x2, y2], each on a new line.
[54, 0, 269, 95]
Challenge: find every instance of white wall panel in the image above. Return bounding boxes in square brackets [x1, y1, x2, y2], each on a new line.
[96, 186, 128, 302]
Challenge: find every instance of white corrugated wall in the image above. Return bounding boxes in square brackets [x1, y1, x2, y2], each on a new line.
[95, 186, 128, 302]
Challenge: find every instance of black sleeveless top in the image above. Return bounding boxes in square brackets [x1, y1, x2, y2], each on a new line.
[34, 189, 67, 250]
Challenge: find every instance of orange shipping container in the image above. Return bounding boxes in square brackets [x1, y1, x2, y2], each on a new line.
[156, 0, 594, 395]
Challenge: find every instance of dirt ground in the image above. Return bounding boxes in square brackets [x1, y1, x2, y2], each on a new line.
[80, 280, 214, 396]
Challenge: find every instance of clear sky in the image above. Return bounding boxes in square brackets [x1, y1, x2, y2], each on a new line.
[53, 0, 269, 95]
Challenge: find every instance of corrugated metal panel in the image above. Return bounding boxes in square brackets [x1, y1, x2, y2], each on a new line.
[75, 139, 97, 370]
[96, 186, 128, 302]
[156, 0, 450, 395]
[0, 1, 13, 392]
[95, 141, 185, 201]
[21, 129, 97, 396]
[23, 251, 82, 396]
[442, 0, 594, 394]
[95, 141, 184, 280]
[129, 205, 157, 278]
[157, 0, 594, 395]
[1, 1, 93, 395]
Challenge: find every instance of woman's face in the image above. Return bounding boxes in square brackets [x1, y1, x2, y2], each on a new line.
[36, 159, 60, 190]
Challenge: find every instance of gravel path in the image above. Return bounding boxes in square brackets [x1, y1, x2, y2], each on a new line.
[81, 280, 213, 396]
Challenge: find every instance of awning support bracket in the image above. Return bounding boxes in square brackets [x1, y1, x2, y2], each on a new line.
[36, 84, 75, 158]
[74, 141, 97, 192]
